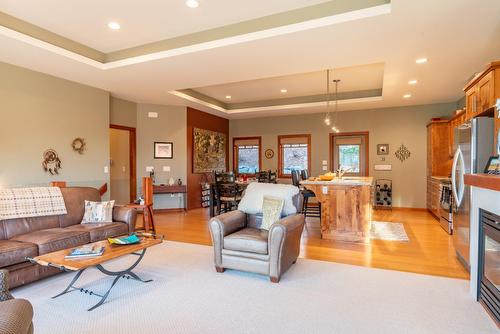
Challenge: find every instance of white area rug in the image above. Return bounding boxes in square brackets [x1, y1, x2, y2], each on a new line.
[370, 221, 409, 241]
[13, 241, 495, 334]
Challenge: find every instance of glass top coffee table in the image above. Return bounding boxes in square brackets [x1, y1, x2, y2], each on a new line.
[28, 233, 163, 311]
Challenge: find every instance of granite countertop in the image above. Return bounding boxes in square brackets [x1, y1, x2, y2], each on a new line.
[300, 176, 373, 186]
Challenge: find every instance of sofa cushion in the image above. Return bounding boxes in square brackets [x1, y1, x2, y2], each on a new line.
[224, 228, 268, 255]
[0, 240, 38, 268]
[59, 187, 100, 228]
[11, 228, 90, 255]
[65, 222, 128, 242]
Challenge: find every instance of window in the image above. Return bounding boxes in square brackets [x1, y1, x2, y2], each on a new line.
[331, 132, 369, 176]
[278, 134, 311, 177]
[233, 137, 261, 175]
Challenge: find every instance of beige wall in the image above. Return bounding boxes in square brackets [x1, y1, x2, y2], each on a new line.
[230, 103, 455, 208]
[110, 96, 137, 128]
[0, 62, 110, 191]
[137, 104, 187, 209]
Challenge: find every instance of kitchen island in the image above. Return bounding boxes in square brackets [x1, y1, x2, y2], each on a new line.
[301, 177, 373, 242]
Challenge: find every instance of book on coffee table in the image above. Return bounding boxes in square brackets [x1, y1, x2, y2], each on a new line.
[65, 245, 105, 259]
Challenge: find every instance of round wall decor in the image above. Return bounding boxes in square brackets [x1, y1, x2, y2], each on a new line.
[265, 149, 274, 159]
[71, 138, 86, 154]
[42, 149, 62, 175]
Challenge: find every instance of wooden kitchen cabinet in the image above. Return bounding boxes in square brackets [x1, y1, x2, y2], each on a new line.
[448, 110, 466, 158]
[464, 61, 500, 120]
[427, 120, 452, 176]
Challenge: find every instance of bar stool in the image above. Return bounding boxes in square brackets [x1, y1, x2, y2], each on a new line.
[298, 170, 321, 221]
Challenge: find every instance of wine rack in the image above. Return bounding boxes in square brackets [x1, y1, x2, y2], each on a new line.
[201, 183, 211, 208]
[374, 179, 392, 209]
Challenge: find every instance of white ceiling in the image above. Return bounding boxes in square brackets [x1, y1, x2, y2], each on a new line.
[0, 0, 499, 119]
[0, 0, 328, 52]
[194, 63, 384, 103]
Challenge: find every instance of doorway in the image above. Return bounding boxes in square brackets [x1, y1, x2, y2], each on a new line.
[330, 132, 369, 176]
[109, 125, 136, 204]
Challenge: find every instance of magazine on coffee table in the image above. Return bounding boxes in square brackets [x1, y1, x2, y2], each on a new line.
[108, 234, 141, 245]
[65, 245, 105, 259]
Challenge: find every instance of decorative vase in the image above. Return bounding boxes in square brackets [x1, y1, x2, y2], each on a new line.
[177, 178, 182, 186]
[168, 177, 175, 186]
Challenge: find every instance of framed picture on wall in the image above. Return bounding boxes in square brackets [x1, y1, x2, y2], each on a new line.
[154, 142, 173, 159]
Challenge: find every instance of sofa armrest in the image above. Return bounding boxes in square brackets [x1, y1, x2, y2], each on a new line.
[268, 214, 305, 280]
[208, 210, 246, 267]
[112, 206, 137, 234]
[0, 299, 33, 334]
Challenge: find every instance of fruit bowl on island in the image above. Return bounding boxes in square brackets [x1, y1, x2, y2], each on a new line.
[318, 172, 336, 181]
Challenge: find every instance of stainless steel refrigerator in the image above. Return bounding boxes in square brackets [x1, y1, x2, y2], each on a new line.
[451, 116, 494, 270]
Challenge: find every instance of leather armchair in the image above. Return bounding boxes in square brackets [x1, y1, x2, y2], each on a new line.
[209, 194, 304, 283]
[0, 270, 34, 334]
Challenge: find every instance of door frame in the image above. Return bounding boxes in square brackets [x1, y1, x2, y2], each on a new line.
[110, 124, 137, 203]
[329, 131, 369, 176]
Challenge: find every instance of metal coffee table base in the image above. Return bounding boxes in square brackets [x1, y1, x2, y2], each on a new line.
[52, 249, 152, 311]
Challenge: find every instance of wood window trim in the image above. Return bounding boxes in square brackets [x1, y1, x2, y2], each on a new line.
[110, 124, 137, 203]
[278, 134, 311, 178]
[232, 136, 262, 176]
[329, 131, 369, 176]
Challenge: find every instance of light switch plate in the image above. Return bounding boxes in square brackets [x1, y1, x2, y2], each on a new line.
[122, 166, 126, 172]
[148, 112, 158, 118]
[322, 186, 328, 194]
[146, 166, 154, 172]
[104, 166, 109, 173]
[374, 164, 392, 171]
[322, 166, 328, 171]
[322, 160, 328, 165]
[163, 166, 171, 172]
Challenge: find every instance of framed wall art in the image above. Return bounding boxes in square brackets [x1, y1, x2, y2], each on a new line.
[193, 128, 226, 173]
[154, 142, 173, 159]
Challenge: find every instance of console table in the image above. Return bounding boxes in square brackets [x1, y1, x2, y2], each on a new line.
[153, 185, 187, 212]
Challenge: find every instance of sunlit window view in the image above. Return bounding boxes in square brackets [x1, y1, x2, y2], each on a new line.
[237, 145, 259, 174]
[282, 144, 308, 174]
[338, 144, 360, 172]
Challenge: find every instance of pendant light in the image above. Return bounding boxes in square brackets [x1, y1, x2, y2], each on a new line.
[331, 78, 341, 133]
[324, 69, 331, 126]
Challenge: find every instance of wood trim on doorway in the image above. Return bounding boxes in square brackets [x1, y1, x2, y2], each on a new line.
[329, 131, 369, 176]
[232, 136, 262, 176]
[110, 124, 137, 203]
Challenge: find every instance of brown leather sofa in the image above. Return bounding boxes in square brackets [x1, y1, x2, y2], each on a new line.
[209, 194, 304, 282]
[0, 187, 137, 289]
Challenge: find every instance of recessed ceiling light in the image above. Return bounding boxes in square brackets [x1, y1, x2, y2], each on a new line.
[403, 94, 412, 98]
[186, 0, 199, 8]
[415, 58, 428, 64]
[225, 95, 231, 99]
[408, 80, 418, 85]
[107, 21, 121, 30]
[280, 89, 288, 93]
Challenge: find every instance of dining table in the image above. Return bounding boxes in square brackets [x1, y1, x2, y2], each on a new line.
[209, 178, 254, 217]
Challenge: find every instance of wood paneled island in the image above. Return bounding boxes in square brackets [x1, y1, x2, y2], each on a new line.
[301, 177, 373, 242]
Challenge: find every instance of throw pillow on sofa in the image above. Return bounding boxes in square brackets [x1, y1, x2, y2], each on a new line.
[261, 196, 284, 230]
[82, 200, 115, 224]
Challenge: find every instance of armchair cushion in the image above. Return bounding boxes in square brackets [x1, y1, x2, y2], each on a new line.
[224, 228, 269, 254]
[237, 183, 299, 216]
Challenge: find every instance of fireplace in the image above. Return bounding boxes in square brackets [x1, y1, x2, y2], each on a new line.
[478, 209, 500, 325]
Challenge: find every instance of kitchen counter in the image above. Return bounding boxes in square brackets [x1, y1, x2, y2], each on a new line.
[464, 173, 500, 191]
[300, 177, 373, 242]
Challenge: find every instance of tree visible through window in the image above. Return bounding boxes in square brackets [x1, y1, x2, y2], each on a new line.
[338, 144, 360, 173]
[282, 144, 308, 174]
[237, 145, 259, 174]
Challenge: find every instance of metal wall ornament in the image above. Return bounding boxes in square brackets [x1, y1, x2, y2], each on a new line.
[42, 149, 62, 175]
[265, 149, 274, 159]
[71, 138, 86, 154]
[395, 144, 411, 162]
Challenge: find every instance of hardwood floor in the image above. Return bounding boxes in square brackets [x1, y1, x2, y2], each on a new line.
[148, 208, 469, 280]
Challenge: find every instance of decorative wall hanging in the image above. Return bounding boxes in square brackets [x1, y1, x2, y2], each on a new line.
[42, 149, 62, 175]
[71, 138, 86, 154]
[377, 144, 389, 155]
[265, 149, 274, 159]
[395, 144, 411, 162]
[154, 142, 173, 159]
[193, 128, 226, 173]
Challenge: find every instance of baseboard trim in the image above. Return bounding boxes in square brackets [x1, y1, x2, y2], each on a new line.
[154, 208, 186, 213]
